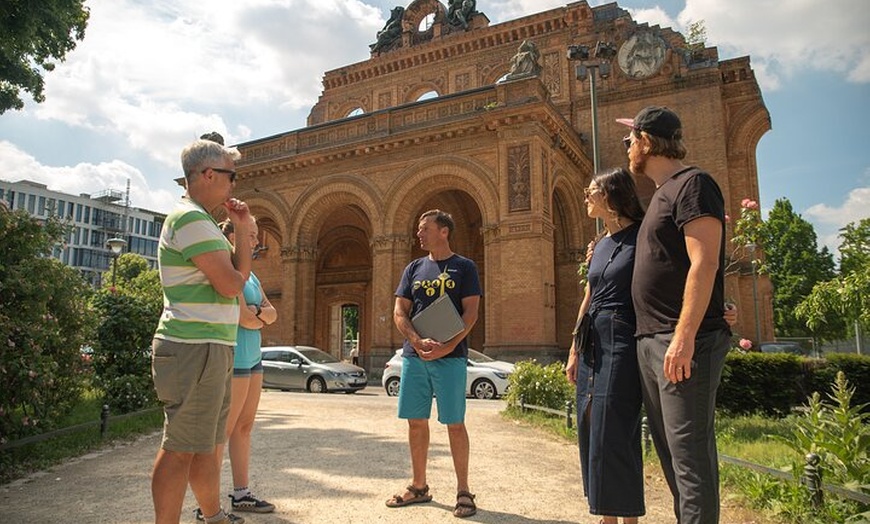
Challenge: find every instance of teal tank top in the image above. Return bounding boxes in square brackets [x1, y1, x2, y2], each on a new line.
[235, 272, 263, 370]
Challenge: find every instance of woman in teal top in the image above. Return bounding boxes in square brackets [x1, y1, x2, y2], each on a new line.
[198, 215, 277, 519]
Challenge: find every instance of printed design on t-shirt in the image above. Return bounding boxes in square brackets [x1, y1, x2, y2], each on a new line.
[412, 266, 456, 297]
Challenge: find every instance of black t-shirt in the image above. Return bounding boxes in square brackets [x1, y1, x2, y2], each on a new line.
[395, 253, 482, 358]
[632, 167, 728, 336]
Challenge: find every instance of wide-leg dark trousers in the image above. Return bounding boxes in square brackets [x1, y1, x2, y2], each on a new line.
[576, 310, 644, 517]
[636, 329, 729, 524]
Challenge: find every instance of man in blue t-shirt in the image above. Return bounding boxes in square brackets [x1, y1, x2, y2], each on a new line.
[386, 209, 482, 519]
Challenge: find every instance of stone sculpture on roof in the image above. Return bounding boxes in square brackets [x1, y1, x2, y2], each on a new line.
[447, 0, 477, 30]
[370, 6, 405, 53]
[504, 40, 542, 80]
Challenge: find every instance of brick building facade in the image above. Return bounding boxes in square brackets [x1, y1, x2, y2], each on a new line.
[233, 0, 774, 369]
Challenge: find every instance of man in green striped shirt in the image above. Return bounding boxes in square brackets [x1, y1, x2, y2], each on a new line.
[151, 138, 253, 524]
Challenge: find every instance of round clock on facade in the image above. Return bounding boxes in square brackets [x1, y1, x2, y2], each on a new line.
[618, 32, 667, 79]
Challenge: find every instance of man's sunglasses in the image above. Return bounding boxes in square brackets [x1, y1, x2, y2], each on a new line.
[203, 167, 237, 183]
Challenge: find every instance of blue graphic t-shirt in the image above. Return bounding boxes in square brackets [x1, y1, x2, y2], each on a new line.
[395, 254, 482, 359]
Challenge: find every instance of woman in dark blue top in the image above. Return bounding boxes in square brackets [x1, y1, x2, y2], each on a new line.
[566, 167, 646, 524]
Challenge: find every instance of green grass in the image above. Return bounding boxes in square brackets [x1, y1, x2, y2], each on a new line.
[502, 405, 795, 523]
[716, 413, 795, 467]
[0, 387, 163, 485]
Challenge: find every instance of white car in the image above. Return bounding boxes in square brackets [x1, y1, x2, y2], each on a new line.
[381, 348, 513, 399]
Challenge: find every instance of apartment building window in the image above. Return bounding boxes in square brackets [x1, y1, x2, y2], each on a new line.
[38, 196, 46, 215]
[27, 194, 36, 213]
[57, 199, 65, 217]
[83, 206, 90, 224]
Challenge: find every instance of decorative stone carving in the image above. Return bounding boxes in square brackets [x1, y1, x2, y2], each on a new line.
[618, 31, 667, 79]
[542, 51, 562, 97]
[508, 144, 531, 212]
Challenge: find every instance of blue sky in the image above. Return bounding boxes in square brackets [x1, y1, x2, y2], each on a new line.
[1, 0, 867, 257]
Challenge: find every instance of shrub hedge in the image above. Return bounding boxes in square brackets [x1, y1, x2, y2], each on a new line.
[506, 352, 870, 418]
[718, 352, 870, 416]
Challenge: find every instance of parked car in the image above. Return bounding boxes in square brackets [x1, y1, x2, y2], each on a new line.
[381, 348, 514, 399]
[759, 341, 807, 356]
[261, 346, 367, 393]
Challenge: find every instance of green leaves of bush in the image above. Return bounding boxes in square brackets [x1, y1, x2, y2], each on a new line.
[89, 256, 161, 414]
[504, 360, 573, 410]
[0, 208, 95, 441]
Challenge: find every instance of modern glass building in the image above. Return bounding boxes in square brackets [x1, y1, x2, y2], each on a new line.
[0, 179, 165, 287]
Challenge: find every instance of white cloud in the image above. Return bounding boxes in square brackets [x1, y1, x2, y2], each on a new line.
[678, 0, 870, 90]
[32, 0, 384, 169]
[0, 141, 178, 214]
[805, 182, 870, 255]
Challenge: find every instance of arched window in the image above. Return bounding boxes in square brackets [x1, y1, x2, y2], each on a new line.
[418, 13, 435, 32]
[416, 90, 438, 101]
[346, 107, 364, 118]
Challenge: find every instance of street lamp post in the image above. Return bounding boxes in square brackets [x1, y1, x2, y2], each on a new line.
[568, 41, 617, 233]
[106, 237, 127, 287]
[746, 242, 762, 344]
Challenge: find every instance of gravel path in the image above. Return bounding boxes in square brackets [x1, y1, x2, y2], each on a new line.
[0, 389, 760, 523]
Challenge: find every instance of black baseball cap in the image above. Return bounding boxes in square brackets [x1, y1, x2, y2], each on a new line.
[616, 106, 682, 139]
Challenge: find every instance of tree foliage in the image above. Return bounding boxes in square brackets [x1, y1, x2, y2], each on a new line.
[761, 199, 840, 340]
[0, 0, 90, 114]
[0, 206, 94, 441]
[838, 218, 870, 277]
[796, 219, 870, 338]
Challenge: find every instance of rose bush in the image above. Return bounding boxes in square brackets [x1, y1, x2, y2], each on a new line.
[0, 207, 95, 442]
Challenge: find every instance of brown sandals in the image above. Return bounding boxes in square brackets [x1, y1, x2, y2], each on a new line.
[454, 490, 477, 518]
[385, 484, 432, 508]
[386, 485, 477, 518]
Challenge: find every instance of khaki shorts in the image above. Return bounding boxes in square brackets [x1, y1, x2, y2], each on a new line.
[151, 338, 233, 453]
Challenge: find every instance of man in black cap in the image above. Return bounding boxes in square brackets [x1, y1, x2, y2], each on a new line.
[618, 106, 730, 524]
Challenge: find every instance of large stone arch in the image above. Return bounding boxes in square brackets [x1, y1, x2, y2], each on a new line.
[384, 156, 499, 232]
[551, 169, 588, 351]
[727, 103, 772, 156]
[290, 175, 384, 247]
[550, 167, 587, 252]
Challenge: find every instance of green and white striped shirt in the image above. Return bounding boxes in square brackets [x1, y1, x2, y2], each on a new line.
[153, 197, 239, 345]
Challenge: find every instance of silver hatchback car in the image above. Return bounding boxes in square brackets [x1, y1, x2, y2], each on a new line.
[261, 346, 367, 393]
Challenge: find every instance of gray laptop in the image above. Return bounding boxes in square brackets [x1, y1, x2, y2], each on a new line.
[412, 294, 466, 343]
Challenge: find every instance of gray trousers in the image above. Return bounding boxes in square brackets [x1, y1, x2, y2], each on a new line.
[636, 329, 729, 524]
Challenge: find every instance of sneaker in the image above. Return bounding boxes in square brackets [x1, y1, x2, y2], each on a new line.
[193, 508, 246, 523]
[230, 493, 276, 513]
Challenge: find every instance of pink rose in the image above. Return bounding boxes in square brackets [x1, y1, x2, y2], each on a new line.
[724, 214, 731, 224]
[739, 338, 753, 350]
[741, 199, 758, 210]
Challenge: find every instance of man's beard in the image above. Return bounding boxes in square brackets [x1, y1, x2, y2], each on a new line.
[630, 154, 647, 176]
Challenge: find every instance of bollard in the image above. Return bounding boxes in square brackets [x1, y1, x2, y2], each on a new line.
[802, 452, 823, 508]
[641, 416, 651, 456]
[566, 400, 573, 429]
[100, 404, 110, 438]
